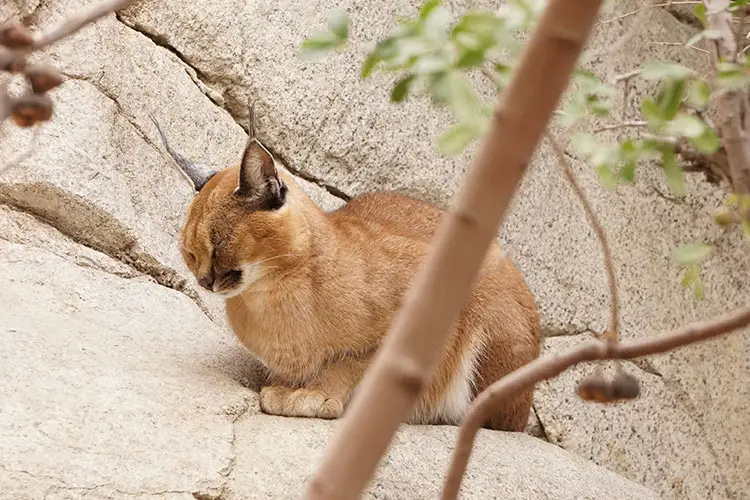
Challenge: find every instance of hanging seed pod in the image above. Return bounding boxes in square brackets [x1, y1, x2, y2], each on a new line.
[0, 47, 26, 72]
[576, 370, 614, 403]
[611, 369, 640, 401]
[11, 93, 53, 127]
[25, 64, 65, 93]
[0, 21, 34, 49]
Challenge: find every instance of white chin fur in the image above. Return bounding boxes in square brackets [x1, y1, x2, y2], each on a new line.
[214, 263, 262, 298]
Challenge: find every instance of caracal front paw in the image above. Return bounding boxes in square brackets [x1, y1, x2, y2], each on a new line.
[259, 385, 344, 419]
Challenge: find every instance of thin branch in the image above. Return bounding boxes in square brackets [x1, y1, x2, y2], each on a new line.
[0, 79, 9, 121]
[594, 120, 648, 133]
[547, 133, 620, 340]
[31, 0, 136, 51]
[0, 123, 40, 175]
[648, 41, 710, 54]
[703, 0, 750, 194]
[611, 69, 642, 85]
[303, 2, 606, 499]
[441, 303, 750, 500]
[600, 1, 701, 25]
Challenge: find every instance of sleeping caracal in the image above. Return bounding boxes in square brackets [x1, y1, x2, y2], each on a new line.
[152, 105, 541, 431]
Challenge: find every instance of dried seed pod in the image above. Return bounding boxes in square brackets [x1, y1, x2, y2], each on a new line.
[611, 369, 640, 401]
[0, 21, 34, 49]
[11, 93, 53, 127]
[0, 46, 26, 72]
[576, 370, 613, 403]
[25, 64, 65, 93]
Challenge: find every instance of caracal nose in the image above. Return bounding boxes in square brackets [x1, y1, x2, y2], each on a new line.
[198, 274, 215, 291]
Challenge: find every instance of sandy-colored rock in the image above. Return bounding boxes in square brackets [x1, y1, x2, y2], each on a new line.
[0, 209, 655, 499]
[0, 1, 343, 330]
[117, 0, 750, 496]
[1, 0, 748, 497]
[228, 414, 659, 499]
[535, 336, 730, 498]
[0, 209, 260, 499]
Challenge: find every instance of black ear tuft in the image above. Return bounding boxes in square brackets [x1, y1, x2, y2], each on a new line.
[150, 114, 217, 192]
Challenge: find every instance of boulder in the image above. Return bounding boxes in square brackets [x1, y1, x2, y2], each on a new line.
[115, 0, 750, 496]
[0, 0, 748, 497]
[0, 208, 657, 499]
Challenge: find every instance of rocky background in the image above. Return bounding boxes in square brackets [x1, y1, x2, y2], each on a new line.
[1, 0, 748, 498]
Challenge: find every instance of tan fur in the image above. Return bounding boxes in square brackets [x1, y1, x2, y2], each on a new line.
[179, 161, 541, 431]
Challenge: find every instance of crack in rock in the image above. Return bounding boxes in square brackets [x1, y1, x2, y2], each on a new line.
[193, 396, 258, 500]
[0, 189, 214, 320]
[115, 14, 226, 108]
[113, 15, 351, 204]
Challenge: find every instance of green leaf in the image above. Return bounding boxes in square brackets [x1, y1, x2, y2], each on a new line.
[742, 220, 750, 240]
[422, 6, 452, 40]
[716, 62, 750, 90]
[662, 148, 686, 196]
[429, 71, 482, 124]
[414, 54, 449, 74]
[361, 53, 379, 79]
[641, 98, 665, 128]
[455, 49, 486, 69]
[727, 193, 739, 207]
[596, 164, 618, 190]
[572, 132, 600, 157]
[299, 32, 343, 61]
[681, 263, 699, 288]
[693, 4, 707, 27]
[437, 122, 478, 155]
[656, 79, 686, 121]
[687, 79, 711, 109]
[689, 126, 721, 155]
[587, 95, 611, 116]
[693, 274, 705, 300]
[686, 29, 721, 47]
[391, 74, 415, 102]
[672, 243, 714, 265]
[641, 61, 694, 81]
[326, 8, 349, 40]
[665, 113, 706, 138]
[619, 161, 636, 183]
[419, 0, 442, 19]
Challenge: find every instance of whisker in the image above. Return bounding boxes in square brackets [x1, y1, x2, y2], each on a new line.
[255, 253, 297, 265]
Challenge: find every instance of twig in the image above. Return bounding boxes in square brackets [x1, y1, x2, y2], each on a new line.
[649, 41, 710, 54]
[441, 303, 750, 500]
[703, 0, 750, 194]
[30, 0, 136, 51]
[547, 133, 620, 341]
[0, 79, 9, 121]
[594, 120, 648, 133]
[611, 69, 642, 85]
[600, 1, 701, 25]
[303, 2, 606, 499]
[0, 123, 40, 175]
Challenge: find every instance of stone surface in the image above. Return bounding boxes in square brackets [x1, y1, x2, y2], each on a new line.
[1, 0, 749, 498]
[0, 209, 655, 499]
[229, 414, 659, 499]
[0, 209, 260, 499]
[535, 336, 730, 499]
[116, 0, 750, 497]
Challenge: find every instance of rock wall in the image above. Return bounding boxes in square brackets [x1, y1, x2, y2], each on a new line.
[1, 0, 748, 498]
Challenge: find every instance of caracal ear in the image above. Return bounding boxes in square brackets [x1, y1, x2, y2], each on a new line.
[234, 101, 286, 209]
